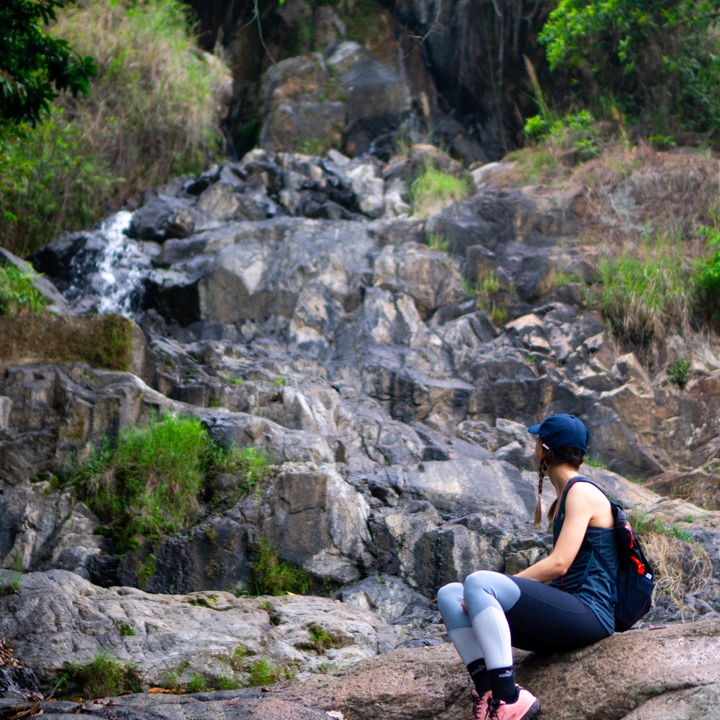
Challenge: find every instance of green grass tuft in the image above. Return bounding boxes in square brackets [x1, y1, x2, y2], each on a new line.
[73, 413, 274, 560]
[251, 539, 311, 596]
[411, 165, 470, 218]
[244, 658, 289, 687]
[591, 234, 694, 348]
[60, 652, 142, 699]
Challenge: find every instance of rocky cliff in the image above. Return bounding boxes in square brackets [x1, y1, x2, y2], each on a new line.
[2, 137, 720, 718]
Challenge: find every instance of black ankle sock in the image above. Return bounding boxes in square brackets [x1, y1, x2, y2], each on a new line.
[489, 667, 518, 704]
[467, 658, 491, 695]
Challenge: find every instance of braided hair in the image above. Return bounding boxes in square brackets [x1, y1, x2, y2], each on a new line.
[533, 445, 586, 526]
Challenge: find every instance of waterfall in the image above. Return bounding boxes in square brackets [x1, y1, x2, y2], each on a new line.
[91, 211, 148, 317]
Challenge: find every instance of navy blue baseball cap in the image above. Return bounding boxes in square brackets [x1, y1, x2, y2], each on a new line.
[527, 414, 589, 454]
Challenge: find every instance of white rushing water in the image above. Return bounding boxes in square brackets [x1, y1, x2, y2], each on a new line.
[93, 211, 145, 316]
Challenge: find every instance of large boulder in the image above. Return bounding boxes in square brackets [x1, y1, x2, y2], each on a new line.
[0, 569, 399, 686]
[258, 54, 345, 154]
[278, 618, 720, 720]
[257, 462, 375, 584]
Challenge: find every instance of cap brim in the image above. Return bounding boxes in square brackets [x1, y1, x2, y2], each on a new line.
[527, 424, 541, 434]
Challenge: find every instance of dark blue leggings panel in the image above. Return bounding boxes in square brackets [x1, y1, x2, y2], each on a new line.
[505, 577, 611, 652]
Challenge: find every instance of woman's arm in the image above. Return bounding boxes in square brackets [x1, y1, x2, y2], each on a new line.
[514, 482, 603, 583]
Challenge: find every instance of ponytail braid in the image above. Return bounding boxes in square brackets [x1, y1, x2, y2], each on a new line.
[533, 456, 548, 526]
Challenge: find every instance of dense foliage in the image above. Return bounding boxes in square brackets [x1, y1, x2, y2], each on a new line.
[0, 0, 96, 126]
[539, 0, 720, 131]
[0, 0, 228, 257]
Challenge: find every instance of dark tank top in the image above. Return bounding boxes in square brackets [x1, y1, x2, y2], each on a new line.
[550, 476, 618, 635]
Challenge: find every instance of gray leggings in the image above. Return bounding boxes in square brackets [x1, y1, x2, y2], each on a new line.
[437, 570, 610, 670]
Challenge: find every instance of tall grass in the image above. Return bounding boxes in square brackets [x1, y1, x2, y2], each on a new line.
[0, 0, 229, 257]
[593, 233, 694, 347]
[74, 414, 209, 547]
[74, 413, 273, 551]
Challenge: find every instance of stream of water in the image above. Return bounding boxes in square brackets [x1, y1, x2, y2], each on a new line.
[89, 211, 148, 317]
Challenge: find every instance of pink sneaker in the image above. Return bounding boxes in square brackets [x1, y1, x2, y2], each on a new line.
[471, 689, 492, 720]
[486, 687, 541, 720]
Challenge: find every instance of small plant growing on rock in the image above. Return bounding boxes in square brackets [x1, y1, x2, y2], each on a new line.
[60, 652, 142, 699]
[231, 645, 252, 671]
[244, 658, 289, 687]
[667, 357, 691, 389]
[251, 539, 312, 596]
[294, 624, 336, 653]
[116, 622, 135, 637]
[216, 674, 242, 690]
[426, 233, 450, 252]
[185, 673, 207, 693]
[410, 164, 470, 218]
[0, 560, 23, 596]
[0, 265, 48, 315]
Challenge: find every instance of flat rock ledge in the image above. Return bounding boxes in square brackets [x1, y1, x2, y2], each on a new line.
[3, 618, 718, 720]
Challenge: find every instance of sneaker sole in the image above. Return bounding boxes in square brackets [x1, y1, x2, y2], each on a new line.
[522, 699, 542, 719]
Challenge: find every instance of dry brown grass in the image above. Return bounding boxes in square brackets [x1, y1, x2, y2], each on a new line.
[52, 0, 230, 195]
[575, 143, 720, 246]
[641, 530, 713, 611]
[648, 471, 720, 512]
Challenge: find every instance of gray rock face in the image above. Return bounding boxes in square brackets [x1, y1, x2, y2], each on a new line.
[258, 462, 374, 583]
[0, 569, 398, 685]
[10, 147, 720, 717]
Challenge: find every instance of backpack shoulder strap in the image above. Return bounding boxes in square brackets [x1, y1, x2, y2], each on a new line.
[557, 475, 608, 514]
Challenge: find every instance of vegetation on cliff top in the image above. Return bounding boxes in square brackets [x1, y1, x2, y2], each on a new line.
[0, 0, 228, 257]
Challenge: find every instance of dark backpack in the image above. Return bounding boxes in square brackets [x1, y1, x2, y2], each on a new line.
[566, 477, 655, 632]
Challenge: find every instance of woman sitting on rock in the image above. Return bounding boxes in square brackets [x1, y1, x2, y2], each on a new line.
[437, 414, 617, 720]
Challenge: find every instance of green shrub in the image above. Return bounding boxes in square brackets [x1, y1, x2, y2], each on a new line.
[185, 673, 207, 694]
[0, 264, 48, 315]
[0, 0, 228, 256]
[251, 539, 311, 596]
[216, 674, 242, 690]
[411, 165, 470, 218]
[73, 414, 213, 549]
[694, 227, 720, 324]
[60, 652, 142, 699]
[0, 118, 116, 257]
[539, 0, 720, 133]
[592, 236, 694, 347]
[667, 358, 691, 389]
